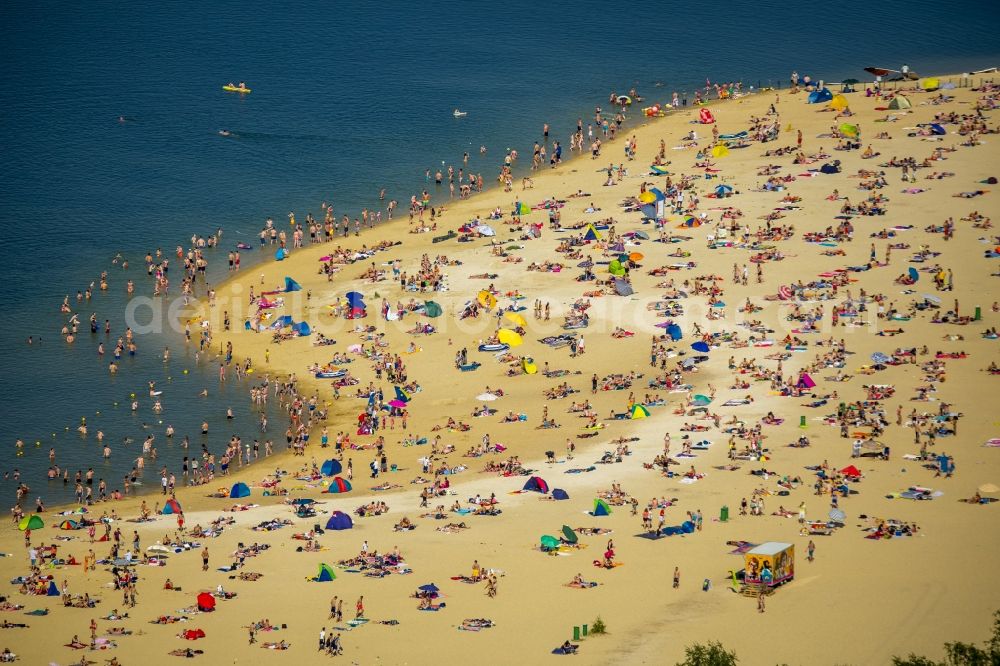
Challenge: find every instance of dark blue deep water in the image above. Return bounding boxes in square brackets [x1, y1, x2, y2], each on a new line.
[1, 0, 997, 502]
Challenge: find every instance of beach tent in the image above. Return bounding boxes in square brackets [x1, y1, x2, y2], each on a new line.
[295, 322, 311, 336]
[678, 216, 702, 227]
[592, 498, 611, 516]
[321, 459, 343, 476]
[840, 465, 862, 478]
[807, 88, 833, 104]
[196, 592, 216, 611]
[630, 404, 650, 419]
[59, 519, 80, 530]
[284, 277, 302, 292]
[666, 323, 683, 341]
[691, 394, 712, 406]
[47, 581, 60, 596]
[797, 373, 816, 389]
[522, 358, 538, 374]
[523, 476, 549, 493]
[476, 224, 496, 237]
[312, 563, 337, 582]
[540, 535, 560, 551]
[325, 511, 353, 531]
[345, 291, 366, 308]
[516, 202, 531, 215]
[162, 498, 182, 515]
[497, 329, 523, 347]
[698, 108, 715, 124]
[583, 224, 602, 241]
[888, 96, 912, 110]
[325, 477, 352, 493]
[552, 488, 570, 500]
[18, 515, 43, 531]
[714, 184, 734, 197]
[710, 145, 729, 158]
[608, 259, 626, 276]
[561, 525, 578, 544]
[921, 77, 940, 91]
[691, 341, 710, 353]
[929, 123, 946, 135]
[423, 301, 443, 318]
[828, 94, 849, 111]
[275, 248, 288, 261]
[229, 482, 250, 499]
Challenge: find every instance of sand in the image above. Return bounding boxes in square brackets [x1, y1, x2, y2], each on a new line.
[4, 73, 1000, 666]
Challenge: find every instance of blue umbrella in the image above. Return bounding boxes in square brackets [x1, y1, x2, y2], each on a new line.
[907, 267, 919, 282]
[418, 583, 440, 593]
[691, 341, 710, 353]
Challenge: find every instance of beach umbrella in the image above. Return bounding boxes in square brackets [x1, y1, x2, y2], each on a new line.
[476, 224, 496, 237]
[516, 202, 531, 215]
[829, 509, 846, 522]
[540, 535, 561, 550]
[692, 394, 712, 406]
[714, 184, 734, 196]
[291, 498, 315, 506]
[577, 259, 594, 268]
[630, 404, 650, 419]
[778, 285, 793, 300]
[504, 312, 527, 328]
[638, 191, 656, 204]
[146, 543, 171, 555]
[666, 323, 682, 341]
[423, 301, 443, 318]
[839, 123, 859, 138]
[978, 483, 999, 495]
[497, 329, 523, 347]
[394, 386, 411, 403]
[908, 267, 919, 282]
[871, 352, 893, 364]
[613, 278, 633, 296]
[921, 77, 940, 91]
[18, 515, 43, 531]
[691, 341, 710, 353]
[561, 525, 578, 544]
[678, 216, 702, 228]
[710, 145, 729, 158]
[842, 78, 860, 85]
[388, 399, 407, 408]
[650, 164, 670, 175]
[346, 291, 365, 306]
[629, 252, 644, 262]
[648, 188, 666, 202]
[418, 583, 440, 594]
[476, 393, 498, 402]
[196, 592, 216, 612]
[634, 230, 650, 240]
[347, 343, 363, 353]
[477, 290, 497, 308]
[616, 95, 632, 105]
[58, 519, 80, 530]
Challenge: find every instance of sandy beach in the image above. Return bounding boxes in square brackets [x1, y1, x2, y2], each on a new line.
[5, 71, 1000, 666]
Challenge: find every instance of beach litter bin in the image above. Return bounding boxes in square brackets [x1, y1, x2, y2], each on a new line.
[974, 306, 981, 321]
[720, 505, 729, 522]
[573, 626, 580, 641]
[582, 624, 588, 637]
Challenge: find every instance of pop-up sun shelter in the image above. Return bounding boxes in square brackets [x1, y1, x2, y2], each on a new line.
[229, 482, 250, 499]
[325, 477, 352, 493]
[325, 511, 353, 531]
[523, 476, 549, 493]
[18, 515, 43, 531]
[552, 488, 569, 500]
[807, 88, 833, 104]
[888, 96, 912, 110]
[312, 563, 336, 582]
[592, 498, 611, 516]
[162, 498, 182, 515]
[583, 224, 602, 241]
[321, 459, 343, 476]
[743, 542, 795, 586]
[284, 277, 302, 292]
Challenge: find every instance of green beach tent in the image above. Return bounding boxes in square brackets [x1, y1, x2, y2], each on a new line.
[540, 535, 560, 551]
[561, 525, 578, 544]
[423, 301, 443, 318]
[630, 404, 650, 419]
[312, 563, 336, 582]
[592, 498, 611, 516]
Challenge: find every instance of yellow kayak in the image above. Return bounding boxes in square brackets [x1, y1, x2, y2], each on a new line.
[222, 85, 251, 93]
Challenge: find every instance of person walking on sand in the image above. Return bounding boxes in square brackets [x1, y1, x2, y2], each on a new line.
[355, 596, 364, 619]
[758, 588, 766, 613]
[201, 547, 209, 571]
[673, 567, 680, 588]
[329, 596, 338, 620]
[807, 539, 816, 562]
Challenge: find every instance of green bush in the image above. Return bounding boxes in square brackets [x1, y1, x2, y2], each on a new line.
[676, 641, 738, 666]
[892, 609, 1000, 666]
[590, 616, 607, 635]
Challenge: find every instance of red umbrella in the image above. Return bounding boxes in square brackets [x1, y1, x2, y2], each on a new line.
[196, 592, 216, 611]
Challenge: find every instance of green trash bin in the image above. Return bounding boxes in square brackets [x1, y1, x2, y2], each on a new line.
[573, 626, 581, 641]
[720, 505, 729, 522]
[975, 306, 982, 321]
[582, 624, 588, 637]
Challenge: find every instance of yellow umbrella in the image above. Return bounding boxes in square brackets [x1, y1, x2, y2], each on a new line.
[504, 312, 527, 328]
[828, 94, 849, 111]
[497, 329, 523, 347]
[638, 191, 656, 204]
[710, 144, 729, 158]
[477, 290, 497, 308]
[921, 77, 940, 91]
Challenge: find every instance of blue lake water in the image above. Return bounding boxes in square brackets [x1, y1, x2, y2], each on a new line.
[1, 0, 997, 503]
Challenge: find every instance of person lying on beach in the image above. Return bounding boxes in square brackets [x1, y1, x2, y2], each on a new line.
[261, 641, 289, 650]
